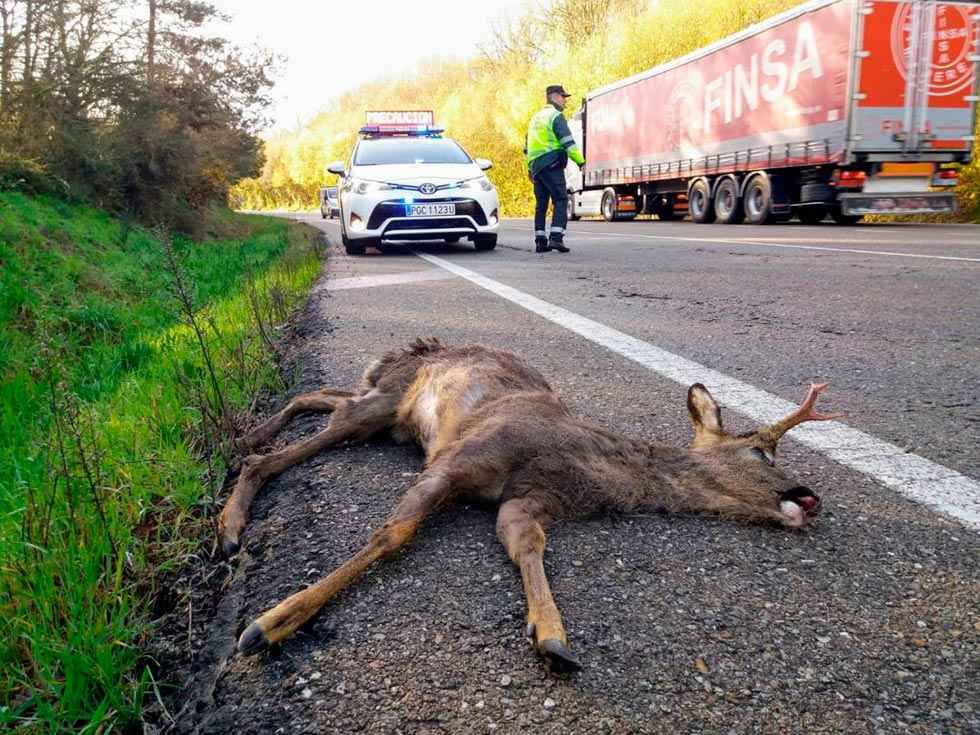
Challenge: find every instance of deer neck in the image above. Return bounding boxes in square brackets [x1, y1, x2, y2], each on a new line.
[588, 435, 732, 516]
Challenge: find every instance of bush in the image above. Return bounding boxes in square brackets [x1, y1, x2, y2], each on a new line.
[0, 152, 67, 197]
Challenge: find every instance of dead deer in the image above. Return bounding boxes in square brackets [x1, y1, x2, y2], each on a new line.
[221, 338, 840, 672]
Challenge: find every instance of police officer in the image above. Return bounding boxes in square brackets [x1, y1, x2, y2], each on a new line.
[525, 84, 585, 253]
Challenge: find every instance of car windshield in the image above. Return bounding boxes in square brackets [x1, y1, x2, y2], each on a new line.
[326, 187, 337, 196]
[353, 138, 471, 166]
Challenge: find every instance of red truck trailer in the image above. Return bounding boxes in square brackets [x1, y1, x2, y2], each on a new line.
[568, 0, 980, 224]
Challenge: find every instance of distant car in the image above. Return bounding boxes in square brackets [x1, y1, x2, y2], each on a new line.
[327, 128, 499, 255]
[319, 186, 340, 219]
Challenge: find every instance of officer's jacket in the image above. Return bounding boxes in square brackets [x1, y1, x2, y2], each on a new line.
[525, 104, 585, 177]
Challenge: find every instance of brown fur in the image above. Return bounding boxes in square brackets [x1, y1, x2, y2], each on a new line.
[223, 338, 838, 671]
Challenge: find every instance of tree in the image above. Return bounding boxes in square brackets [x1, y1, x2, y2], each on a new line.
[0, 0, 274, 227]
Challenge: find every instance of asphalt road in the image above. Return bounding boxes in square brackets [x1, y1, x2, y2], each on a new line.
[173, 216, 980, 734]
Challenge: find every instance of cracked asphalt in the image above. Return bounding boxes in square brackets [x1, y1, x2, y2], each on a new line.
[163, 216, 980, 735]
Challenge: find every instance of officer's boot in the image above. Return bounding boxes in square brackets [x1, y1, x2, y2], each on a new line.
[549, 235, 570, 253]
[534, 237, 550, 253]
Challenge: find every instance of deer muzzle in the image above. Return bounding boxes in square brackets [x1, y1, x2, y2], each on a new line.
[779, 486, 822, 528]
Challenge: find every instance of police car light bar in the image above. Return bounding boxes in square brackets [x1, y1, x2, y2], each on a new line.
[361, 110, 442, 137]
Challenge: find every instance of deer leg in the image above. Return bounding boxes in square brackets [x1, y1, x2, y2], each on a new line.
[237, 467, 455, 654]
[237, 388, 356, 452]
[219, 390, 396, 556]
[496, 498, 581, 673]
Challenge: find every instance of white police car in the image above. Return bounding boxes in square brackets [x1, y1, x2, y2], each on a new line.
[327, 111, 499, 255]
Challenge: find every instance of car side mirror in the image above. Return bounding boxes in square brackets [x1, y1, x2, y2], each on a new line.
[475, 158, 492, 171]
[327, 161, 346, 176]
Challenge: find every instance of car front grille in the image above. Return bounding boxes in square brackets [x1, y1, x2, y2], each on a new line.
[367, 198, 487, 230]
[384, 219, 473, 231]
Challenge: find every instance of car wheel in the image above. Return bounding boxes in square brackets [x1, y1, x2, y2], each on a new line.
[743, 175, 775, 225]
[712, 178, 743, 224]
[342, 231, 366, 255]
[689, 180, 714, 223]
[474, 234, 497, 251]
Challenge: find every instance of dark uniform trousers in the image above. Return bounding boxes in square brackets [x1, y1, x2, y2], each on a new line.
[533, 164, 568, 242]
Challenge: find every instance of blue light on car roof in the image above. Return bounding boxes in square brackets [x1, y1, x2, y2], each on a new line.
[358, 125, 445, 138]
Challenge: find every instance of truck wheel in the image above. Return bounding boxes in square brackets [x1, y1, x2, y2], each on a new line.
[713, 179, 744, 224]
[474, 234, 497, 251]
[744, 175, 774, 225]
[689, 180, 715, 223]
[601, 189, 617, 222]
[797, 206, 827, 224]
[830, 206, 863, 225]
[567, 196, 581, 221]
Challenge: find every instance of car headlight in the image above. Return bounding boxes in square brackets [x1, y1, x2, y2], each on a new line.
[345, 178, 392, 195]
[459, 176, 494, 192]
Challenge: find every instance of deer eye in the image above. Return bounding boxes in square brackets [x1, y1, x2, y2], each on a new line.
[750, 447, 777, 467]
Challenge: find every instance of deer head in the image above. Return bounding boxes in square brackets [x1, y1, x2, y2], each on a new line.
[686, 382, 842, 528]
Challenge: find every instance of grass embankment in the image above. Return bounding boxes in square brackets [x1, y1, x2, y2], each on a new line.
[0, 192, 322, 732]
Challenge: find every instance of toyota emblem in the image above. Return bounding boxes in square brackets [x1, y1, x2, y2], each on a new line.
[419, 183, 437, 195]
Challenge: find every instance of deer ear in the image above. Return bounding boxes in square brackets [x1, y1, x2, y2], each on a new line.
[687, 383, 725, 443]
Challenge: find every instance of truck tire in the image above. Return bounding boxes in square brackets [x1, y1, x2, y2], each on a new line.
[744, 175, 775, 225]
[601, 189, 617, 222]
[713, 178, 744, 224]
[474, 234, 497, 251]
[830, 206, 863, 225]
[797, 206, 827, 224]
[689, 180, 714, 223]
[567, 196, 580, 221]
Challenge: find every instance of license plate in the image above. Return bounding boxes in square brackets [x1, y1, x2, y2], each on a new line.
[879, 162, 934, 177]
[406, 203, 455, 217]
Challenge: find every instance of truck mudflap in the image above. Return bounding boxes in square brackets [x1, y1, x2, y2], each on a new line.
[837, 192, 956, 216]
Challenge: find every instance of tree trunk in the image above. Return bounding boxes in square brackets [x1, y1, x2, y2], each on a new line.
[0, 2, 13, 113]
[147, 0, 156, 86]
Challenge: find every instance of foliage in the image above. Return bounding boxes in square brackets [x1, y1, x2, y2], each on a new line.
[0, 0, 275, 228]
[0, 191, 321, 732]
[233, 0, 980, 223]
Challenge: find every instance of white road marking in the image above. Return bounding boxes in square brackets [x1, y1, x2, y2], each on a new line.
[534, 228, 980, 263]
[318, 270, 454, 291]
[415, 251, 980, 530]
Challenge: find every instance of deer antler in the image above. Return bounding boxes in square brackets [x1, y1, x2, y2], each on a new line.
[759, 383, 844, 444]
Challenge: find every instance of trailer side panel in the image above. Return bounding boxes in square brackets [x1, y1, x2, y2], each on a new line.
[584, 0, 854, 186]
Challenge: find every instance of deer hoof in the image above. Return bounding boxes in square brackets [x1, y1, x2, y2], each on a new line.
[238, 621, 270, 655]
[539, 638, 582, 674]
[222, 535, 241, 558]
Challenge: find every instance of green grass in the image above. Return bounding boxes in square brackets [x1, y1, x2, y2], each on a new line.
[0, 192, 322, 732]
